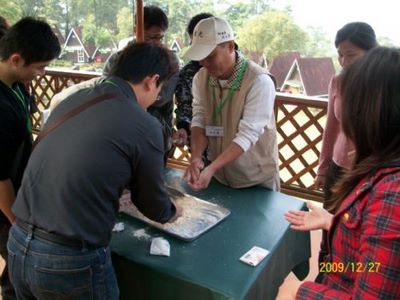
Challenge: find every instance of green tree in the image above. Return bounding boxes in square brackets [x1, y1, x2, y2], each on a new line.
[223, 2, 252, 30]
[222, 0, 272, 30]
[0, 0, 20, 24]
[116, 7, 133, 41]
[18, 0, 42, 17]
[236, 9, 307, 61]
[82, 14, 111, 49]
[303, 26, 334, 57]
[164, 0, 193, 45]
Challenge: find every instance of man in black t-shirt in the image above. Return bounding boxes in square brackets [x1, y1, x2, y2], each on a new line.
[0, 17, 60, 299]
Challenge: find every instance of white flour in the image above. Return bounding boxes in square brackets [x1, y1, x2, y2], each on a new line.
[119, 190, 229, 240]
[132, 228, 151, 240]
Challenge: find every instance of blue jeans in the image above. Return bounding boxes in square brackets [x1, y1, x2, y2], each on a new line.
[7, 224, 119, 300]
[0, 221, 16, 299]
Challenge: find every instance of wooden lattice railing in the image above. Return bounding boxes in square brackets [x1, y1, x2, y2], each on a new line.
[30, 68, 100, 134]
[31, 68, 327, 202]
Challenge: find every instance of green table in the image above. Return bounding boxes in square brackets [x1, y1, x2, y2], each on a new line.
[111, 168, 311, 300]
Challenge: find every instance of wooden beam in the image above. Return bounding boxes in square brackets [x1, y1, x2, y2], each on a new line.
[135, 0, 144, 42]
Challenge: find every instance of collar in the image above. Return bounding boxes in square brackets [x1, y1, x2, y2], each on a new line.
[102, 76, 136, 100]
[209, 51, 246, 90]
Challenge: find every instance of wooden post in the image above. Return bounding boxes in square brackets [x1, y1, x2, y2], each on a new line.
[136, 0, 144, 42]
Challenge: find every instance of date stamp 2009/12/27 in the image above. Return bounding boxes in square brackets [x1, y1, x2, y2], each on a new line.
[319, 262, 381, 273]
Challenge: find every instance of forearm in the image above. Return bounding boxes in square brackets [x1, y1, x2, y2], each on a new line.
[190, 127, 208, 161]
[208, 142, 244, 173]
[0, 179, 16, 223]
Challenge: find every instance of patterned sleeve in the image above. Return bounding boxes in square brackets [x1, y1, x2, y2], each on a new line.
[174, 61, 200, 133]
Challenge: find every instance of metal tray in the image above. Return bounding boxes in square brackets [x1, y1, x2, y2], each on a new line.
[119, 187, 230, 241]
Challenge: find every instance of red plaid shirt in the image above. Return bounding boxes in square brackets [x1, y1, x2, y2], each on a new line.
[297, 166, 400, 299]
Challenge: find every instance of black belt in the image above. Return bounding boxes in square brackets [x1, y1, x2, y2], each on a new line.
[16, 219, 100, 250]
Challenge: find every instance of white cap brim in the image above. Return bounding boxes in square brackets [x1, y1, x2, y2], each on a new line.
[184, 44, 217, 61]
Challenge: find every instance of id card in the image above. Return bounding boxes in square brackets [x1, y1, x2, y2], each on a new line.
[205, 126, 224, 137]
[239, 246, 270, 267]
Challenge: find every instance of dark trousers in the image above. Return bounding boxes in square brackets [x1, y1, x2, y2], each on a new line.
[0, 221, 16, 299]
[315, 162, 345, 283]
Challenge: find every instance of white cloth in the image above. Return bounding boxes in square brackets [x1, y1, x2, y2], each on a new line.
[150, 237, 170, 256]
[192, 73, 275, 152]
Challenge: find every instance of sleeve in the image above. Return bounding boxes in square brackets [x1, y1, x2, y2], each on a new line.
[147, 99, 174, 153]
[174, 65, 195, 133]
[129, 122, 176, 223]
[0, 105, 20, 180]
[191, 72, 206, 129]
[297, 174, 400, 299]
[317, 77, 340, 177]
[232, 73, 275, 152]
[148, 65, 180, 151]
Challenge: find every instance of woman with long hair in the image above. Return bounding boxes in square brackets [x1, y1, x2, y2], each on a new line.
[314, 22, 378, 279]
[282, 46, 400, 299]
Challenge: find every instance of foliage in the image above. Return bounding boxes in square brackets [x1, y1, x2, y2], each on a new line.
[49, 58, 73, 68]
[0, 0, 364, 62]
[116, 7, 133, 41]
[82, 14, 112, 49]
[0, 0, 29, 23]
[223, 2, 253, 30]
[303, 26, 334, 57]
[222, 0, 272, 31]
[236, 9, 307, 61]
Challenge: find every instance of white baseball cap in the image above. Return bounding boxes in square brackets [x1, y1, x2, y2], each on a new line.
[184, 17, 234, 61]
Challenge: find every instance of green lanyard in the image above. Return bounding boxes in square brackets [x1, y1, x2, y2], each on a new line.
[11, 86, 32, 134]
[208, 60, 248, 124]
[104, 79, 119, 88]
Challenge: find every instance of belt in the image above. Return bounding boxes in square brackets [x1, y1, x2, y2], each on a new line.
[16, 219, 99, 250]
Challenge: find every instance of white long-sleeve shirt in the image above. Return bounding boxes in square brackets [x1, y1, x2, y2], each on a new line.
[191, 72, 276, 152]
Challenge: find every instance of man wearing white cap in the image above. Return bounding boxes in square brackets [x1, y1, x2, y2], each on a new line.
[184, 17, 280, 191]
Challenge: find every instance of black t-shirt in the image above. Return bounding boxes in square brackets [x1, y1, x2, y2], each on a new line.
[0, 80, 32, 224]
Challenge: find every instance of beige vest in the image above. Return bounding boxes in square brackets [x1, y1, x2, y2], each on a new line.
[197, 60, 280, 190]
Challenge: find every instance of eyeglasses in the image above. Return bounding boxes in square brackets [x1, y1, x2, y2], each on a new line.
[144, 34, 164, 42]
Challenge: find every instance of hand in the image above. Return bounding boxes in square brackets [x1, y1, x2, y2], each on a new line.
[172, 129, 188, 147]
[284, 201, 333, 231]
[314, 176, 325, 190]
[168, 204, 183, 223]
[187, 166, 215, 191]
[183, 158, 204, 185]
[276, 279, 302, 300]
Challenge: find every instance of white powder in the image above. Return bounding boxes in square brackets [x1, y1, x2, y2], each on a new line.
[120, 189, 230, 240]
[132, 228, 151, 240]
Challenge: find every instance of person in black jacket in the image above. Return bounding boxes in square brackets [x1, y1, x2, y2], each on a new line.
[0, 17, 60, 299]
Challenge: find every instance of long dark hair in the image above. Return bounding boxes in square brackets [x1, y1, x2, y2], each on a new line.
[328, 47, 400, 212]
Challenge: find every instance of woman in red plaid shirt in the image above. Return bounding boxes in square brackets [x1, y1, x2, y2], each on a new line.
[281, 47, 400, 299]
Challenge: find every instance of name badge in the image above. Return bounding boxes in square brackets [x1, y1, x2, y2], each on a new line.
[205, 126, 224, 137]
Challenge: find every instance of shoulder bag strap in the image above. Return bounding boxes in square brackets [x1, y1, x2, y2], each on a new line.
[33, 92, 119, 149]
